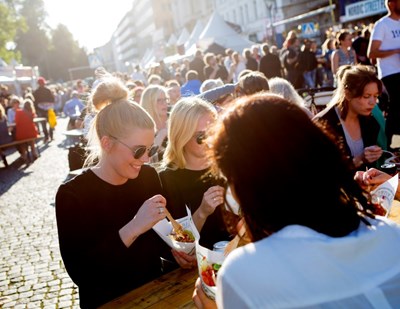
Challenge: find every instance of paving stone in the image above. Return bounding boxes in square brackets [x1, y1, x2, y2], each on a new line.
[0, 118, 79, 307]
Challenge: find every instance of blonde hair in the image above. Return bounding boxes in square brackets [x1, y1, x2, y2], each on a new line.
[23, 98, 36, 116]
[268, 77, 306, 108]
[0, 104, 5, 121]
[162, 97, 217, 170]
[88, 70, 129, 113]
[140, 85, 168, 129]
[84, 78, 155, 167]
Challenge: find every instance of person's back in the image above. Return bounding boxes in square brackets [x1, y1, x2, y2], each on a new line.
[0, 105, 11, 145]
[15, 105, 37, 141]
[220, 217, 400, 308]
[189, 50, 206, 82]
[63, 92, 84, 118]
[32, 77, 55, 142]
[259, 45, 282, 79]
[181, 70, 201, 97]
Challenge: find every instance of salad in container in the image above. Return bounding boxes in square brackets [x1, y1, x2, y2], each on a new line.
[196, 240, 226, 300]
[152, 206, 200, 254]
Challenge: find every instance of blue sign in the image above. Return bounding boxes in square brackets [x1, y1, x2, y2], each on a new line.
[301, 23, 316, 38]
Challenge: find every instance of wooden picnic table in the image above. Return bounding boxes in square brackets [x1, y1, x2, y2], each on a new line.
[389, 200, 400, 224]
[99, 267, 197, 309]
[62, 128, 84, 137]
[7, 117, 47, 128]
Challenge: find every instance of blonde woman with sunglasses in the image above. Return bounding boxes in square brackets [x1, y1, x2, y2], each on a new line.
[55, 76, 193, 309]
[159, 97, 231, 253]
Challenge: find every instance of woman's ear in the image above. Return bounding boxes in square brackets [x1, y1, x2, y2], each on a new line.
[100, 135, 113, 153]
[344, 88, 352, 101]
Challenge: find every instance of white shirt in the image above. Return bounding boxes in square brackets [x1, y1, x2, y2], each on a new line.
[217, 218, 400, 308]
[7, 108, 16, 124]
[370, 16, 400, 79]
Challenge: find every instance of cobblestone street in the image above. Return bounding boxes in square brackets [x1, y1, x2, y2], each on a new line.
[0, 117, 80, 308]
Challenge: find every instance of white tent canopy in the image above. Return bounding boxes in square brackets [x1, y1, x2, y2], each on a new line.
[197, 12, 255, 53]
[176, 28, 190, 46]
[167, 33, 178, 47]
[184, 20, 204, 50]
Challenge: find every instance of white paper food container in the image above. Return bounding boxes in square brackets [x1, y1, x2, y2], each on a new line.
[196, 240, 226, 300]
[371, 173, 399, 217]
[152, 206, 200, 254]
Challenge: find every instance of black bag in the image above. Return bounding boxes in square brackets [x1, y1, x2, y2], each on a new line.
[68, 144, 86, 171]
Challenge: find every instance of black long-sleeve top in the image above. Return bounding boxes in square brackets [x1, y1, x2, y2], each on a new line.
[159, 167, 231, 250]
[55, 166, 168, 308]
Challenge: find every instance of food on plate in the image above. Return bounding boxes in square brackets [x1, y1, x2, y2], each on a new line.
[169, 229, 195, 243]
[200, 256, 221, 287]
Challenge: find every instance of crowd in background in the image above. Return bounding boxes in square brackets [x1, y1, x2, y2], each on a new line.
[1, 6, 400, 307]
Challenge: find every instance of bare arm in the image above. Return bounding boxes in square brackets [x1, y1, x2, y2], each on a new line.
[368, 40, 400, 59]
[331, 51, 339, 75]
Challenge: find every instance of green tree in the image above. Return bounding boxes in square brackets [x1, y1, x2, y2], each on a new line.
[0, 2, 24, 64]
[48, 24, 89, 82]
[15, 0, 50, 77]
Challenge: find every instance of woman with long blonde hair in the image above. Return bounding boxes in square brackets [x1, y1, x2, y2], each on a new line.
[159, 97, 230, 250]
[140, 85, 170, 161]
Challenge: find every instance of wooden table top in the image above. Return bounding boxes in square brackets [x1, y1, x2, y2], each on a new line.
[8, 117, 47, 128]
[389, 200, 400, 224]
[63, 128, 84, 137]
[99, 268, 197, 309]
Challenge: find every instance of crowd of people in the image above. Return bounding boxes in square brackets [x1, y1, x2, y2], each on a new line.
[2, 0, 400, 307]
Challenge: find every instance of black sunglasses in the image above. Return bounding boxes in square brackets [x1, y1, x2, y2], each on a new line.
[195, 131, 206, 145]
[110, 136, 158, 159]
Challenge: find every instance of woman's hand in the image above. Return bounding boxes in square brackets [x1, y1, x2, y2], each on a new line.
[134, 194, 167, 233]
[355, 167, 400, 201]
[119, 194, 167, 247]
[358, 168, 390, 187]
[198, 185, 225, 218]
[363, 145, 383, 164]
[193, 185, 225, 232]
[171, 249, 197, 269]
[192, 277, 217, 309]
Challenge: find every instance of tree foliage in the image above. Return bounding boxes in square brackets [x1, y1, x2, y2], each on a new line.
[48, 24, 89, 82]
[0, 1, 25, 63]
[12, 0, 89, 82]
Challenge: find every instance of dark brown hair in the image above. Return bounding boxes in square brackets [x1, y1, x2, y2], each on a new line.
[334, 64, 382, 119]
[208, 93, 369, 241]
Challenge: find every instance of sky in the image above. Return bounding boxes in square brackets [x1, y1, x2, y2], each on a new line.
[44, 0, 134, 52]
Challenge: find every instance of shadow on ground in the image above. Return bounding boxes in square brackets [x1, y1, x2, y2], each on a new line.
[0, 142, 51, 196]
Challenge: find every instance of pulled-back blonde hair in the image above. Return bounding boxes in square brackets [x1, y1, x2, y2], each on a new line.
[140, 85, 169, 129]
[162, 97, 217, 170]
[84, 77, 155, 167]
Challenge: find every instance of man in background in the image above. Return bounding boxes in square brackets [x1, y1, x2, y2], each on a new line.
[368, 0, 400, 148]
[33, 77, 55, 142]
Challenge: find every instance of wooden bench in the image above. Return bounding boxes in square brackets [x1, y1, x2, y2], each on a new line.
[0, 136, 43, 167]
